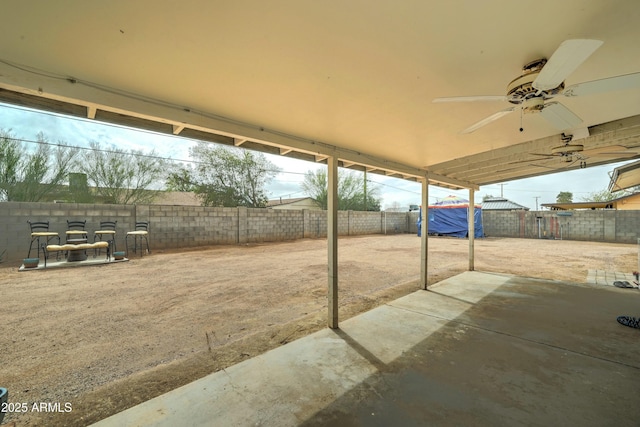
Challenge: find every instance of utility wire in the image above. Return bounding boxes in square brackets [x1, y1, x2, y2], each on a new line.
[2, 134, 310, 177]
[0, 58, 391, 169]
[2, 101, 453, 203]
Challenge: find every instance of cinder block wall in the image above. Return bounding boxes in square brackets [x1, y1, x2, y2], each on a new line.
[1, 202, 136, 263]
[246, 208, 304, 243]
[148, 205, 239, 249]
[482, 210, 640, 243]
[616, 210, 640, 242]
[383, 212, 410, 234]
[305, 210, 327, 238]
[0, 202, 416, 263]
[345, 211, 379, 235]
[482, 211, 524, 238]
[6, 201, 639, 264]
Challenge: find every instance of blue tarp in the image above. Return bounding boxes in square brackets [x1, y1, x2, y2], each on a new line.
[417, 196, 484, 238]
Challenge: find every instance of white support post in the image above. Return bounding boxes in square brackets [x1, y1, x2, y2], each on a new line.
[420, 178, 429, 290]
[468, 188, 475, 271]
[327, 156, 339, 328]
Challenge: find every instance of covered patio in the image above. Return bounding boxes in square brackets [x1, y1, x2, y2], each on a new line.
[1, 1, 640, 425]
[92, 271, 640, 426]
[2, 0, 640, 328]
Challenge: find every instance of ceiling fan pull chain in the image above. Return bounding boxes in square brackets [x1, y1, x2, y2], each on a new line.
[519, 107, 524, 132]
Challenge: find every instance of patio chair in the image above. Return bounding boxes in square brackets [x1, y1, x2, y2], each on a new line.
[66, 219, 88, 243]
[27, 220, 60, 259]
[66, 219, 88, 261]
[126, 221, 150, 257]
[94, 220, 117, 257]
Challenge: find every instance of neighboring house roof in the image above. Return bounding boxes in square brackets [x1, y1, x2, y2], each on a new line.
[482, 197, 529, 211]
[542, 201, 615, 210]
[429, 195, 481, 209]
[153, 191, 201, 206]
[267, 197, 320, 210]
[608, 159, 640, 193]
[541, 192, 640, 210]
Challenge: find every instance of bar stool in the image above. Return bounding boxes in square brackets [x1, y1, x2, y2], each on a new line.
[126, 221, 150, 257]
[94, 220, 117, 257]
[27, 220, 60, 259]
[66, 220, 88, 242]
[66, 220, 88, 261]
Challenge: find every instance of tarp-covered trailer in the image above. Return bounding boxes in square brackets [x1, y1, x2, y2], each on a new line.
[417, 195, 483, 238]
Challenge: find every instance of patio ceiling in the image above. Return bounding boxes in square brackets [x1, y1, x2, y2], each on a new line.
[0, 1, 639, 189]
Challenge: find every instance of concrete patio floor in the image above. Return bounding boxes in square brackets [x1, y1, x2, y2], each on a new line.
[92, 271, 640, 427]
[587, 269, 638, 287]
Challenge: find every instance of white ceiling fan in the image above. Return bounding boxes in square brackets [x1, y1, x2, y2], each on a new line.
[530, 143, 640, 168]
[433, 39, 640, 134]
[505, 131, 640, 170]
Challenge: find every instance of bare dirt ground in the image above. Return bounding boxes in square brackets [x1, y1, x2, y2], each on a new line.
[1, 235, 637, 426]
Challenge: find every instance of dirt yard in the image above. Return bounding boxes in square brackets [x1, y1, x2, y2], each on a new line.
[1, 235, 637, 426]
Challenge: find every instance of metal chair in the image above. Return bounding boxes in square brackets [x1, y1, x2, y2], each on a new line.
[27, 220, 60, 258]
[66, 220, 88, 242]
[66, 219, 88, 261]
[126, 221, 150, 257]
[94, 220, 117, 257]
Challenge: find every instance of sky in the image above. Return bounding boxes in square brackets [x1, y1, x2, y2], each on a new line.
[0, 102, 629, 210]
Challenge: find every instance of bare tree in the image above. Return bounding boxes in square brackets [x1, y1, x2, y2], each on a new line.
[301, 169, 381, 211]
[580, 189, 617, 202]
[0, 130, 78, 202]
[79, 141, 168, 204]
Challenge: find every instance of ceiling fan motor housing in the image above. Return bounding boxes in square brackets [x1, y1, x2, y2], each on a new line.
[506, 58, 564, 105]
[551, 144, 584, 155]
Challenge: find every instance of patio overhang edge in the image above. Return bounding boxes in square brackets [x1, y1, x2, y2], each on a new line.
[0, 60, 476, 190]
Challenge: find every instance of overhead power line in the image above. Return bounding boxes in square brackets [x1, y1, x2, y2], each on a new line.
[2, 134, 311, 177]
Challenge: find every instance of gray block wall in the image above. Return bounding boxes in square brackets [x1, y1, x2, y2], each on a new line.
[482, 210, 640, 243]
[0, 202, 416, 263]
[2, 202, 136, 262]
[5, 201, 639, 264]
[616, 210, 640, 242]
[383, 212, 410, 234]
[305, 210, 327, 238]
[246, 208, 304, 243]
[148, 205, 240, 249]
[482, 210, 524, 237]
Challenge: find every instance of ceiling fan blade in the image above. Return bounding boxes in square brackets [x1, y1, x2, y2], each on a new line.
[582, 145, 632, 156]
[528, 152, 557, 158]
[433, 95, 508, 103]
[533, 39, 603, 91]
[601, 152, 638, 158]
[461, 107, 515, 134]
[540, 102, 582, 130]
[505, 156, 557, 167]
[528, 163, 560, 170]
[562, 72, 640, 97]
[530, 157, 583, 170]
[584, 151, 638, 158]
